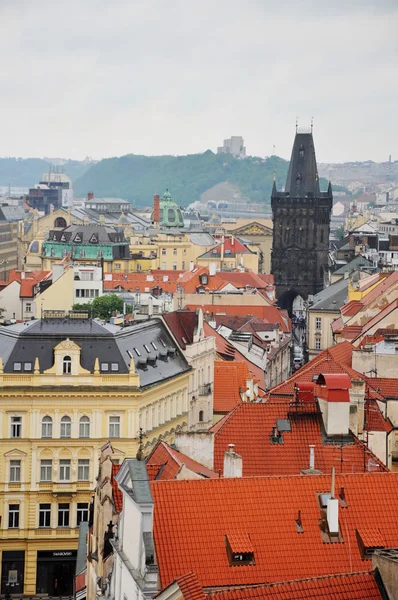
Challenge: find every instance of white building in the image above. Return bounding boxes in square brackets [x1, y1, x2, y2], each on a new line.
[109, 459, 158, 600]
[217, 136, 246, 158]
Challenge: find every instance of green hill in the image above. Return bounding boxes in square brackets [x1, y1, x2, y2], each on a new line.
[74, 151, 291, 207]
[0, 158, 91, 188]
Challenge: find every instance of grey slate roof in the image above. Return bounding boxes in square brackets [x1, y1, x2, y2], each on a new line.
[0, 317, 190, 388]
[285, 133, 320, 197]
[333, 255, 374, 275]
[47, 224, 127, 244]
[0, 205, 26, 222]
[309, 277, 348, 311]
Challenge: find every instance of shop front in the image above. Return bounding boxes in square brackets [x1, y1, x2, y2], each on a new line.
[36, 549, 77, 596]
[1, 550, 25, 595]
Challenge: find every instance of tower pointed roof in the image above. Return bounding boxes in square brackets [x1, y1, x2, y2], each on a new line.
[285, 132, 320, 198]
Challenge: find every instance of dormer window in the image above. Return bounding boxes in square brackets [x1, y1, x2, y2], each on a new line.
[356, 528, 385, 559]
[200, 274, 208, 285]
[225, 533, 255, 566]
[63, 356, 72, 375]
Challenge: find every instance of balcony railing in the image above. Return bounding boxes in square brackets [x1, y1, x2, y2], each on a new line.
[199, 383, 212, 396]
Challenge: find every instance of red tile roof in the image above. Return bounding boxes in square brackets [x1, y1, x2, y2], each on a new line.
[212, 401, 386, 477]
[7, 269, 52, 298]
[356, 527, 385, 548]
[146, 441, 217, 480]
[213, 361, 249, 413]
[209, 572, 382, 600]
[151, 472, 398, 589]
[269, 342, 358, 397]
[174, 573, 205, 600]
[103, 271, 183, 293]
[198, 238, 254, 259]
[163, 310, 197, 350]
[111, 464, 123, 513]
[190, 305, 290, 333]
[351, 299, 398, 342]
[216, 271, 273, 291]
[366, 378, 398, 399]
[364, 399, 393, 433]
[226, 531, 254, 554]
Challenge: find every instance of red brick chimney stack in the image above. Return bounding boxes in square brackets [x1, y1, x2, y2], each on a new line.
[87, 192, 94, 201]
[153, 194, 160, 228]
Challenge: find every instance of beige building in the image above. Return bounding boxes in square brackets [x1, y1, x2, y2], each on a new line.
[221, 219, 273, 273]
[0, 313, 191, 596]
[307, 278, 348, 357]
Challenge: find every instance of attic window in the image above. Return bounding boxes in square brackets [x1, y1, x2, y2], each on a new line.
[160, 339, 166, 348]
[14, 363, 22, 371]
[111, 363, 119, 372]
[101, 363, 109, 371]
[276, 419, 291, 433]
[312, 374, 319, 383]
[270, 426, 284, 445]
[134, 348, 141, 356]
[225, 249, 232, 255]
[24, 362, 32, 371]
[151, 342, 158, 351]
[225, 534, 255, 566]
[355, 528, 385, 559]
[144, 345, 151, 353]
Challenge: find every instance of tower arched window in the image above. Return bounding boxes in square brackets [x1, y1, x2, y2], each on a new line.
[199, 410, 204, 423]
[63, 355, 72, 374]
[79, 416, 90, 438]
[60, 415, 71, 438]
[41, 415, 53, 438]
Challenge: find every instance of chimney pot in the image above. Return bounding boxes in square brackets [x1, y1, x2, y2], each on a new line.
[87, 192, 94, 201]
[228, 443, 235, 454]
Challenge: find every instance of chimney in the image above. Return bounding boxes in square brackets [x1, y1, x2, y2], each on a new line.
[245, 376, 255, 402]
[153, 194, 160, 228]
[189, 261, 194, 272]
[209, 262, 216, 276]
[221, 235, 225, 261]
[231, 235, 235, 246]
[316, 374, 351, 436]
[87, 192, 94, 201]
[224, 444, 242, 478]
[327, 467, 339, 534]
[309, 445, 315, 470]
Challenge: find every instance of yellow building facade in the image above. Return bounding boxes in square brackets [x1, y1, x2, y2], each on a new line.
[0, 316, 191, 596]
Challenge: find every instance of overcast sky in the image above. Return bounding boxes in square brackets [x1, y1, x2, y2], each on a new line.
[0, 0, 397, 162]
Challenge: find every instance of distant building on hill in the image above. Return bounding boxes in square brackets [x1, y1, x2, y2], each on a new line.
[217, 136, 246, 158]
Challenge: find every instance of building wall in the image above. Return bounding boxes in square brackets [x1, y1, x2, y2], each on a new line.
[307, 310, 339, 357]
[184, 337, 215, 430]
[352, 350, 398, 378]
[0, 281, 21, 320]
[0, 221, 19, 277]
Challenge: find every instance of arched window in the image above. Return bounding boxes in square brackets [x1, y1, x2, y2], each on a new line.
[63, 356, 72, 375]
[41, 415, 53, 438]
[320, 266, 324, 279]
[97, 250, 103, 259]
[80, 249, 86, 258]
[50, 248, 55, 257]
[79, 416, 90, 438]
[60, 415, 71, 438]
[54, 217, 67, 228]
[199, 410, 204, 423]
[62, 248, 68, 258]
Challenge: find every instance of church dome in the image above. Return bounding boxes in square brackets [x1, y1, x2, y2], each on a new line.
[158, 190, 184, 228]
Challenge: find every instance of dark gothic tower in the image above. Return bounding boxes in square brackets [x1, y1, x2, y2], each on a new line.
[271, 129, 332, 309]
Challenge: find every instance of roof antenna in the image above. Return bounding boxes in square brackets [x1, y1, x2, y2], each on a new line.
[311, 117, 314, 134]
[296, 117, 298, 133]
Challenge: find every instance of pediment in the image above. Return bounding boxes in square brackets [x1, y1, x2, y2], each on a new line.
[231, 222, 273, 236]
[54, 338, 81, 352]
[5, 448, 27, 457]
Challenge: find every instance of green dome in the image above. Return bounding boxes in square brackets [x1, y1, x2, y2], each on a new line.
[159, 190, 184, 228]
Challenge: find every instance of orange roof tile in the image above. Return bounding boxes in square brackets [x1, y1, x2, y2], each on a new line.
[209, 572, 382, 600]
[226, 532, 254, 554]
[366, 378, 398, 399]
[364, 399, 393, 433]
[356, 527, 385, 548]
[174, 573, 205, 600]
[151, 473, 398, 589]
[190, 305, 290, 333]
[213, 361, 249, 413]
[146, 442, 217, 480]
[212, 401, 386, 477]
[111, 464, 123, 513]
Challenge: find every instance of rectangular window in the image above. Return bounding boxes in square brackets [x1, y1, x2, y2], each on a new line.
[172, 263, 177, 270]
[40, 460, 52, 482]
[58, 503, 70, 527]
[109, 416, 120, 438]
[173, 248, 177, 256]
[315, 338, 321, 351]
[13, 363, 21, 371]
[11, 416, 22, 438]
[24, 362, 32, 371]
[25, 303, 32, 313]
[111, 363, 119, 371]
[10, 460, 21, 482]
[161, 262, 166, 270]
[161, 248, 166, 255]
[59, 460, 70, 481]
[78, 459, 89, 481]
[114, 264, 121, 270]
[8, 504, 19, 528]
[315, 317, 322, 330]
[76, 289, 81, 298]
[39, 504, 51, 527]
[77, 503, 89, 525]
[101, 363, 109, 371]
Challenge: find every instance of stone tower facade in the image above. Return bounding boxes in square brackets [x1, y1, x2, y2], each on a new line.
[271, 130, 332, 308]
